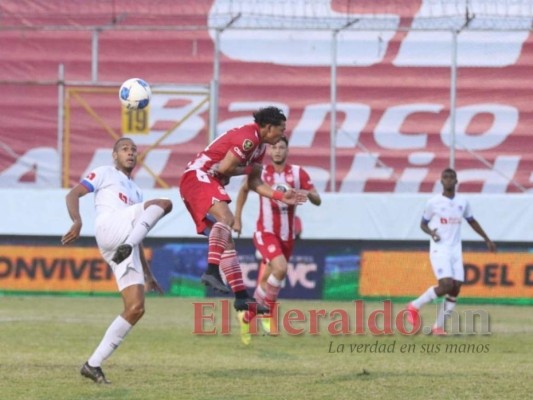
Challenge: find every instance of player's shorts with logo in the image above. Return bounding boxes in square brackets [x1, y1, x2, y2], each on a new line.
[429, 246, 464, 282]
[253, 231, 294, 263]
[180, 170, 232, 235]
[95, 203, 145, 291]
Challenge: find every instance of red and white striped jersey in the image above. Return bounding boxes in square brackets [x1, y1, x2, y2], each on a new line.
[184, 122, 266, 185]
[256, 164, 315, 241]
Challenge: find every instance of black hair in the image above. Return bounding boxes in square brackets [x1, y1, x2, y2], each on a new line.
[253, 106, 286, 127]
[442, 168, 457, 178]
[277, 136, 289, 146]
[113, 137, 135, 152]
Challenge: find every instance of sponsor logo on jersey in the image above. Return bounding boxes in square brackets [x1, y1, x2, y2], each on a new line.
[440, 217, 461, 224]
[274, 183, 290, 192]
[233, 146, 244, 158]
[242, 139, 254, 151]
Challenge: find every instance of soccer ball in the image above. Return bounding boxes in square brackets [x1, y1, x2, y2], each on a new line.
[119, 78, 152, 110]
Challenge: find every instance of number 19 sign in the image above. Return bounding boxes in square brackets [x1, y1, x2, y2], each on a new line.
[121, 106, 150, 135]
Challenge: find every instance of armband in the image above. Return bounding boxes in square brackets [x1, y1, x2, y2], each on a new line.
[243, 165, 253, 175]
[272, 191, 284, 201]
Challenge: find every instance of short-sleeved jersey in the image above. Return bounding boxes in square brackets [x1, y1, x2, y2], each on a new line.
[81, 166, 143, 219]
[184, 122, 266, 186]
[257, 164, 315, 241]
[422, 194, 473, 251]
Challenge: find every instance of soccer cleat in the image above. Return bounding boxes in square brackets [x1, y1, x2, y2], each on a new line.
[234, 297, 269, 314]
[80, 362, 111, 384]
[431, 327, 447, 336]
[259, 316, 271, 335]
[260, 316, 281, 336]
[200, 272, 231, 294]
[112, 244, 133, 264]
[406, 303, 420, 326]
[237, 311, 251, 345]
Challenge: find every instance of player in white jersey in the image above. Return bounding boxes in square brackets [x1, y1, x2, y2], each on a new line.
[233, 136, 321, 343]
[62, 137, 172, 383]
[406, 168, 496, 335]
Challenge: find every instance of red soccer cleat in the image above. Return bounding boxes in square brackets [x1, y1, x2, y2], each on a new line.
[431, 327, 447, 336]
[406, 303, 420, 327]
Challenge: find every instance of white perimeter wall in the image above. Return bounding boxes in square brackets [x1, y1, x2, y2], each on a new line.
[1, 189, 531, 242]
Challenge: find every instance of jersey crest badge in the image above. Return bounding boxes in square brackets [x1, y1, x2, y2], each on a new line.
[242, 139, 254, 152]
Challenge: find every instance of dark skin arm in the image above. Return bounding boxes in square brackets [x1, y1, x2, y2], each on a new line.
[420, 219, 440, 242]
[306, 188, 321, 206]
[467, 218, 497, 252]
[247, 165, 307, 205]
[62, 183, 90, 245]
[215, 152, 307, 205]
[233, 179, 250, 236]
[140, 245, 164, 294]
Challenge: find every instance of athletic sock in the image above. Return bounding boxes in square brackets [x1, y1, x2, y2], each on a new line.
[207, 222, 231, 265]
[444, 295, 457, 315]
[219, 250, 246, 293]
[244, 286, 268, 324]
[254, 285, 267, 307]
[434, 301, 446, 328]
[88, 315, 132, 367]
[265, 275, 282, 306]
[411, 286, 438, 309]
[125, 205, 165, 246]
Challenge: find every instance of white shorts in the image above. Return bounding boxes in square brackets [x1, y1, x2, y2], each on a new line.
[95, 203, 145, 292]
[429, 247, 464, 282]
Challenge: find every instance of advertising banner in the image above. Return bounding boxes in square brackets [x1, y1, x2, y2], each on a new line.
[0, 246, 116, 293]
[360, 251, 533, 299]
[0, 245, 154, 293]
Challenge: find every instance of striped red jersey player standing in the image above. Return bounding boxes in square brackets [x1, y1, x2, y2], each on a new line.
[233, 136, 321, 343]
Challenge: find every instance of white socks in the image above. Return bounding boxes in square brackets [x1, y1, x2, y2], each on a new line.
[411, 286, 437, 309]
[88, 315, 132, 367]
[435, 296, 457, 328]
[126, 205, 165, 247]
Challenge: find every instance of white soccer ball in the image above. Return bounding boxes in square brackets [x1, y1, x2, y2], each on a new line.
[119, 78, 152, 110]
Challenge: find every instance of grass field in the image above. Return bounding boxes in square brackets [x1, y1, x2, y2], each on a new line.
[1, 296, 532, 400]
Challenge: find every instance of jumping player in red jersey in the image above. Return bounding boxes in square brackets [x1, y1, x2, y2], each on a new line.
[233, 136, 321, 343]
[179, 106, 308, 313]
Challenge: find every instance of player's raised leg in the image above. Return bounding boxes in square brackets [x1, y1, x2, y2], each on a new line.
[112, 199, 172, 264]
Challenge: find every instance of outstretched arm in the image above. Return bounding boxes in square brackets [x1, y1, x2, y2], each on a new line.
[233, 179, 250, 237]
[248, 166, 307, 205]
[140, 244, 164, 294]
[307, 188, 321, 206]
[61, 184, 90, 245]
[215, 152, 255, 177]
[467, 218, 497, 252]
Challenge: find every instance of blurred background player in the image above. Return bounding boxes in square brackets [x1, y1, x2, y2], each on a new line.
[406, 168, 496, 335]
[62, 137, 172, 383]
[233, 136, 321, 343]
[179, 106, 308, 315]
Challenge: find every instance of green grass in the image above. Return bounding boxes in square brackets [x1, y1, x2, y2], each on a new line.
[1, 296, 532, 400]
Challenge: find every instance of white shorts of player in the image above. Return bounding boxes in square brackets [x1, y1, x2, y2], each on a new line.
[95, 203, 145, 292]
[429, 246, 464, 282]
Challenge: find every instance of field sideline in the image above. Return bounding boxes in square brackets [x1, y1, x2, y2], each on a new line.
[1, 296, 532, 400]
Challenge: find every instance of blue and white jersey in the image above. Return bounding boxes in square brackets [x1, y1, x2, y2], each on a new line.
[81, 166, 143, 220]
